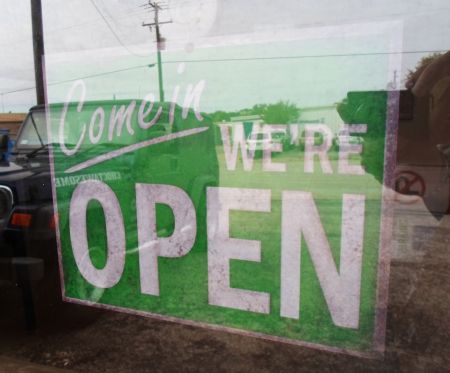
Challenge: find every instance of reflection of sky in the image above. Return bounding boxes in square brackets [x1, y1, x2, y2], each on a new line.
[45, 23, 397, 112]
[1, 0, 449, 112]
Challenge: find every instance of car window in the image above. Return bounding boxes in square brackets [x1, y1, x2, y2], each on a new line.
[16, 111, 48, 148]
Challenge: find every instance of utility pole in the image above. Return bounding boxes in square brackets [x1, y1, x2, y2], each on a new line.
[142, 1, 172, 102]
[31, 0, 45, 105]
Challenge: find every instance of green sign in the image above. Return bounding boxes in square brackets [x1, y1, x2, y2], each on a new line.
[48, 85, 394, 355]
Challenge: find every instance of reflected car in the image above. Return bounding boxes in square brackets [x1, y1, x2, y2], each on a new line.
[246, 129, 288, 151]
[0, 101, 219, 323]
[334, 128, 364, 147]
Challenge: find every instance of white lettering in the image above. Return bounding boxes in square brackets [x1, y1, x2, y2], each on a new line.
[207, 187, 271, 314]
[138, 94, 162, 130]
[136, 184, 197, 296]
[169, 63, 185, 125]
[304, 124, 333, 174]
[338, 124, 367, 175]
[69, 180, 125, 288]
[182, 80, 205, 121]
[59, 80, 87, 156]
[89, 107, 105, 144]
[220, 124, 257, 171]
[262, 125, 287, 172]
[108, 101, 136, 141]
[280, 191, 365, 328]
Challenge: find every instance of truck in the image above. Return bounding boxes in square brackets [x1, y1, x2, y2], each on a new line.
[0, 101, 219, 328]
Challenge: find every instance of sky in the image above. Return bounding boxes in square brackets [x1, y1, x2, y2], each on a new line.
[0, 0, 449, 113]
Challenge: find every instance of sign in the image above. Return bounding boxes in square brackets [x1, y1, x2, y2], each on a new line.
[395, 170, 426, 203]
[46, 23, 400, 356]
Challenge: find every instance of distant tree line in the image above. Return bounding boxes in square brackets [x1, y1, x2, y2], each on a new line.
[207, 100, 300, 124]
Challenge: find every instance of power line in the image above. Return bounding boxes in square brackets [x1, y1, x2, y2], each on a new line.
[159, 49, 448, 64]
[1, 48, 447, 96]
[88, 0, 149, 58]
[2, 3, 450, 49]
[0, 64, 151, 95]
[0, 7, 148, 48]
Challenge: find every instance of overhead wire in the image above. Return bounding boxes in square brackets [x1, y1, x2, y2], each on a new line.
[88, 0, 150, 58]
[1, 48, 448, 96]
[0, 6, 149, 48]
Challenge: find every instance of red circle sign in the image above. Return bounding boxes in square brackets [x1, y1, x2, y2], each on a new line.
[394, 170, 426, 203]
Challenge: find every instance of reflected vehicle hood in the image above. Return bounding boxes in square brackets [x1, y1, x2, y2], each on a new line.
[0, 157, 52, 205]
[0, 159, 50, 183]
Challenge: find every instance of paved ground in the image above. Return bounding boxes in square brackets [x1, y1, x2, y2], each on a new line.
[0, 356, 72, 373]
[1, 257, 449, 373]
[1, 206, 450, 372]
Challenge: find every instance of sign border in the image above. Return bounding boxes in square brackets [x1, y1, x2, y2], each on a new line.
[44, 21, 403, 358]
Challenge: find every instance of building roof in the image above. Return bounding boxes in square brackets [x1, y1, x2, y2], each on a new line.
[0, 113, 26, 123]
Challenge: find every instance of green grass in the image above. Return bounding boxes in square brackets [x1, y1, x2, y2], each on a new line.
[55, 125, 385, 352]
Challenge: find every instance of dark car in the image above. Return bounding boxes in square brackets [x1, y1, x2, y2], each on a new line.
[0, 101, 219, 329]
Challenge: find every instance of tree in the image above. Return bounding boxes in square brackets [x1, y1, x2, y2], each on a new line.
[209, 110, 232, 123]
[207, 100, 300, 124]
[405, 53, 443, 90]
[262, 101, 300, 124]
